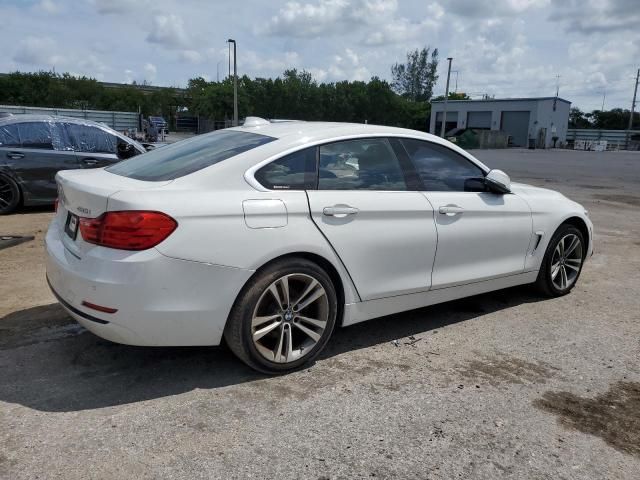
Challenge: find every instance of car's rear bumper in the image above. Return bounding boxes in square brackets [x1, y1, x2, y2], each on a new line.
[45, 218, 253, 346]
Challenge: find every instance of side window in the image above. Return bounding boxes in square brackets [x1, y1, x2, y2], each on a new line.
[0, 124, 20, 148]
[65, 124, 117, 154]
[255, 147, 316, 190]
[401, 139, 485, 192]
[17, 122, 54, 150]
[318, 138, 408, 191]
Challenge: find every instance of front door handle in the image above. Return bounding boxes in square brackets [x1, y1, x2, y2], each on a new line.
[7, 152, 24, 160]
[323, 205, 359, 217]
[81, 158, 99, 166]
[439, 205, 465, 216]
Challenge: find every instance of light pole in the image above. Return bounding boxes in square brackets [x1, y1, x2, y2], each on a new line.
[440, 57, 453, 138]
[227, 39, 238, 126]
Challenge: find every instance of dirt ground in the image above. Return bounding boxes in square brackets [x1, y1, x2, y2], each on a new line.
[1, 149, 639, 479]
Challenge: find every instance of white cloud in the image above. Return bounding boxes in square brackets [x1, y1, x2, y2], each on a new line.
[179, 50, 203, 63]
[262, 0, 399, 38]
[12, 36, 63, 67]
[34, 0, 59, 14]
[92, 0, 147, 15]
[146, 14, 189, 48]
[144, 63, 157, 80]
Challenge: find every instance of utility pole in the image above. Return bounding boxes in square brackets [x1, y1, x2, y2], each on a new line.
[626, 68, 639, 150]
[228, 39, 238, 127]
[440, 57, 453, 138]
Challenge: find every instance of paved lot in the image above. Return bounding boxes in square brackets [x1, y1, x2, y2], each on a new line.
[1, 149, 639, 479]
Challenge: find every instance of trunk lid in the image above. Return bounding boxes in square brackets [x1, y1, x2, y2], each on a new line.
[56, 168, 171, 219]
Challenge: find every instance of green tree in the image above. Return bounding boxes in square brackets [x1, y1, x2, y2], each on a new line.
[568, 107, 592, 128]
[391, 47, 439, 102]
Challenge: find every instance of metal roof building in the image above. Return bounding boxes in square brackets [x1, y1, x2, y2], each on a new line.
[430, 97, 571, 148]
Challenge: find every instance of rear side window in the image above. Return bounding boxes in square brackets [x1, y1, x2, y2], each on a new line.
[65, 124, 117, 154]
[108, 130, 275, 181]
[255, 147, 317, 190]
[401, 139, 485, 192]
[318, 138, 408, 191]
[0, 123, 20, 147]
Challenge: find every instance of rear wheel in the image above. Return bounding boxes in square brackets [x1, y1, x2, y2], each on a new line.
[224, 258, 337, 374]
[535, 224, 585, 297]
[0, 174, 20, 215]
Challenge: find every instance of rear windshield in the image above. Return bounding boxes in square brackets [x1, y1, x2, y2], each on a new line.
[107, 130, 275, 181]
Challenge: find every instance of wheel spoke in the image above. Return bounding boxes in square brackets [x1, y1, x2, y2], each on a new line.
[252, 313, 281, 328]
[565, 262, 580, 272]
[551, 263, 561, 280]
[560, 266, 568, 289]
[273, 324, 286, 362]
[292, 279, 317, 306]
[558, 237, 565, 257]
[565, 257, 582, 266]
[253, 319, 282, 342]
[269, 276, 290, 308]
[295, 286, 326, 312]
[565, 236, 580, 257]
[293, 321, 321, 342]
[296, 315, 327, 329]
[284, 325, 293, 362]
[0, 197, 8, 207]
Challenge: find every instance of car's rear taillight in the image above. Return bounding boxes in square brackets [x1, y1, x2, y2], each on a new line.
[79, 211, 177, 251]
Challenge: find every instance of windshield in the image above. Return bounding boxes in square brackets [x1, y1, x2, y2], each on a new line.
[106, 129, 276, 181]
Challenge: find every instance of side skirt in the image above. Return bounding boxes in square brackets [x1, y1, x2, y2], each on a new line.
[342, 270, 538, 327]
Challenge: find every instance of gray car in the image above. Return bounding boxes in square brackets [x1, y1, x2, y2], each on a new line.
[0, 115, 145, 214]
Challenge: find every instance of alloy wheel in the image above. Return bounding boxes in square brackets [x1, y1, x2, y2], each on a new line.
[550, 233, 583, 290]
[251, 273, 329, 364]
[0, 176, 15, 210]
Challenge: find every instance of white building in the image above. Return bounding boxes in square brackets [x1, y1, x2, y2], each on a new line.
[430, 97, 571, 148]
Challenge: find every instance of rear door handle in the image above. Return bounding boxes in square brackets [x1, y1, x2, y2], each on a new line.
[81, 158, 99, 166]
[323, 205, 359, 217]
[7, 152, 24, 160]
[439, 205, 465, 216]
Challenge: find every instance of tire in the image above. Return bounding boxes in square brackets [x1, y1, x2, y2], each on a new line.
[224, 258, 338, 374]
[0, 174, 20, 215]
[535, 224, 585, 297]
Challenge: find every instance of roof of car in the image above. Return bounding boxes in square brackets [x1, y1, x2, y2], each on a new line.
[228, 120, 441, 144]
[0, 114, 110, 127]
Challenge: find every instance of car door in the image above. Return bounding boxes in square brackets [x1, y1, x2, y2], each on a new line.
[401, 138, 532, 289]
[64, 123, 120, 168]
[0, 121, 79, 202]
[306, 137, 438, 301]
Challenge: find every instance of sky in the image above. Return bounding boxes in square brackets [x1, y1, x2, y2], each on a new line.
[0, 0, 638, 111]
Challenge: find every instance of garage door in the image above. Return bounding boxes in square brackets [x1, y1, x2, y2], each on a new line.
[467, 111, 491, 129]
[501, 111, 530, 147]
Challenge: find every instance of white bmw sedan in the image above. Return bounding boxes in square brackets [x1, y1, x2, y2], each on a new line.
[46, 118, 593, 373]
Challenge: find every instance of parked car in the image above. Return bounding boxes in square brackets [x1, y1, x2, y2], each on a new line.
[148, 116, 168, 134]
[46, 118, 593, 373]
[0, 115, 145, 214]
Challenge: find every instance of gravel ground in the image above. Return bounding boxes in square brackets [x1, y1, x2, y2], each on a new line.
[1, 149, 639, 479]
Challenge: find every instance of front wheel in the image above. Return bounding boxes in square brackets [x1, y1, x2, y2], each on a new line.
[224, 258, 338, 374]
[535, 224, 585, 297]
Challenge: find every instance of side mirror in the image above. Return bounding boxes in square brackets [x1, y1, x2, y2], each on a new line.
[485, 169, 511, 193]
[116, 140, 136, 160]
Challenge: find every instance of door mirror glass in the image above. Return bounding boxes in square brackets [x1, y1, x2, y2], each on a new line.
[485, 169, 511, 193]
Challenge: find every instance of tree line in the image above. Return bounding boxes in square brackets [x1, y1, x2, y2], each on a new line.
[0, 47, 440, 131]
[2, 49, 635, 132]
[570, 107, 639, 130]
